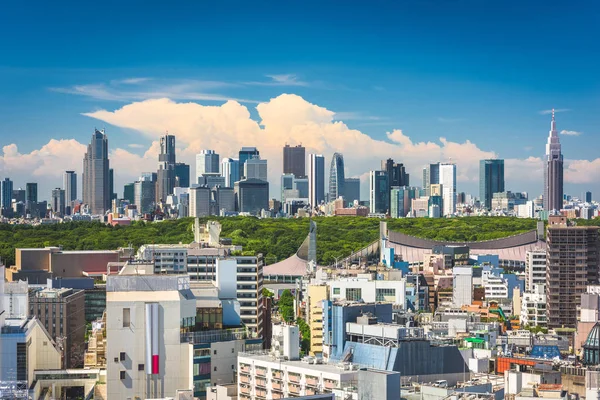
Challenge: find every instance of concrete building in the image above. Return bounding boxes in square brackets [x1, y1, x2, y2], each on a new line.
[479, 159, 505, 210]
[307, 285, 329, 355]
[283, 144, 306, 178]
[525, 249, 547, 292]
[190, 185, 212, 217]
[546, 216, 600, 328]
[196, 150, 220, 182]
[51, 188, 65, 216]
[453, 266, 473, 307]
[156, 134, 176, 203]
[235, 179, 269, 215]
[439, 163, 457, 216]
[308, 154, 325, 208]
[221, 158, 240, 188]
[197, 173, 226, 189]
[82, 129, 110, 215]
[543, 110, 564, 212]
[328, 279, 406, 307]
[369, 170, 389, 214]
[238, 147, 259, 180]
[137, 244, 188, 274]
[244, 157, 268, 182]
[521, 284, 547, 328]
[328, 153, 345, 202]
[134, 179, 156, 214]
[106, 274, 196, 399]
[63, 170, 77, 214]
[29, 287, 85, 368]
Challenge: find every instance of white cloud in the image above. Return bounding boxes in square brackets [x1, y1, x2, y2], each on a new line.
[127, 143, 145, 149]
[560, 130, 582, 136]
[246, 74, 309, 87]
[539, 108, 570, 115]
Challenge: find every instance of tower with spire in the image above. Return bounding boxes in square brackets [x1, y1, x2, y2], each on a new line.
[543, 109, 564, 212]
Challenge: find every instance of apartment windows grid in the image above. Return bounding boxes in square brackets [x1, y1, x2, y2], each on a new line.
[345, 288, 362, 301]
[376, 288, 396, 302]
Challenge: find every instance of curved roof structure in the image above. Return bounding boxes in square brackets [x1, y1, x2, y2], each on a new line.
[583, 322, 600, 365]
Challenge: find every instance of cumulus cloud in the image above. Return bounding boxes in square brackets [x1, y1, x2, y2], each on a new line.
[2, 94, 598, 201]
[560, 130, 582, 136]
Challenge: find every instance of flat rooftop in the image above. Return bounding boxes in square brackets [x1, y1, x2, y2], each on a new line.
[238, 353, 360, 375]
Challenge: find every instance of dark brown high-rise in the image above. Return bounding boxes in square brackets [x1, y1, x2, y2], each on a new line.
[283, 144, 306, 178]
[546, 216, 600, 328]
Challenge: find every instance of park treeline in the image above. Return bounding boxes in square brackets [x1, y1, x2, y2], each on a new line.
[1, 217, 596, 267]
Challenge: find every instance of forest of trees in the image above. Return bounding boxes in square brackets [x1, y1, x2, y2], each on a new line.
[1, 216, 593, 267]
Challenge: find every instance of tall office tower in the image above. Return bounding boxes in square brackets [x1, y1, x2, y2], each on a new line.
[12, 189, 25, 203]
[82, 129, 110, 215]
[189, 186, 211, 217]
[196, 149, 220, 183]
[293, 177, 309, 198]
[283, 144, 306, 178]
[109, 168, 117, 200]
[328, 152, 345, 201]
[238, 147, 259, 180]
[546, 216, 600, 329]
[221, 158, 240, 187]
[1, 178, 13, 211]
[157, 134, 176, 203]
[281, 173, 295, 202]
[308, 154, 325, 207]
[134, 180, 156, 214]
[586, 191, 593, 203]
[382, 159, 410, 187]
[244, 157, 268, 181]
[344, 178, 360, 204]
[174, 162, 190, 188]
[234, 179, 269, 215]
[123, 183, 135, 204]
[390, 187, 407, 218]
[63, 170, 77, 214]
[51, 188, 66, 215]
[479, 159, 505, 210]
[422, 163, 440, 196]
[439, 163, 457, 216]
[544, 110, 564, 212]
[369, 171, 389, 214]
[25, 182, 37, 203]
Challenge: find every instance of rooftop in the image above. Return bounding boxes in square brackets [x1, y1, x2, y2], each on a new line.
[238, 352, 361, 376]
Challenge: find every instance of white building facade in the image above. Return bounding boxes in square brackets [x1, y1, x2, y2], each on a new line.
[439, 163, 457, 216]
[525, 250, 546, 292]
[329, 278, 406, 308]
[453, 266, 473, 307]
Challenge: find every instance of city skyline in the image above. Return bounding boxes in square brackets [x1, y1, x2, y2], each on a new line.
[0, 3, 599, 201]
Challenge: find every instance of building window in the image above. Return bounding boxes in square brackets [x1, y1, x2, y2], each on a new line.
[231, 348, 235, 353]
[214, 350, 217, 355]
[345, 288, 362, 302]
[214, 366, 217, 372]
[333, 288, 340, 295]
[120, 352, 126, 361]
[123, 308, 130, 328]
[120, 371, 126, 380]
[376, 288, 396, 302]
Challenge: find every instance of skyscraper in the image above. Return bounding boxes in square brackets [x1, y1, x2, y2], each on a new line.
[369, 171, 389, 214]
[51, 188, 65, 215]
[157, 134, 176, 202]
[174, 163, 190, 188]
[63, 171, 77, 215]
[422, 163, 440, 196]
[479, 159, 505, 210]
[25, 183, 37, 203]
[1, 178, 13, 211]
[328, 153, 345, 201]
[244, 157, 268, 181]
[281, 174, 295, 202]
[196, 150, 220, 182]
[221, 158, 240, 187]
[283, 144, 306, 178]
[82, 129, 110, 215]
[109, 168, 116, 200]
[382, 158, 409, 209]
[308, 154, 325, 207]
[238, 147, 259, 180]
[344, 178, 360, 204]
[123, 183, 135, 204]
[586, 191, 593, 203]
[544, 110, 564, 212]
[439, 163, 456, 216]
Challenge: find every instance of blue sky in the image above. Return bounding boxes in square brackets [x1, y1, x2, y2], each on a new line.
[0, 1, 599, 200]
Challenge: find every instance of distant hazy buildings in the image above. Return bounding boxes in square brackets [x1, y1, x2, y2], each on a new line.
[544, 110, 564, 212]
[1, 177, 13, 213]
[308, 154, 325, 207]
[422, 163, 440, 196]
[283, 144, 306, 178]
[51, 188, 65, 215]
[174, 162, 190, 188]
[63, 170, 77, 214]
[196, 149, 220, 183]
[123, 183, 135, 204]
[329, 152, 345, 201]
[134, 174, 156, 214]
[238, 147, 259, 180]
[221, 158, 240, 188]
[369, 171, 389, 214]
[438, 163, 457, 216]
[344, 178, 360, 204]
[157, 134, 177, 203]
[244, 157, 268, 181]
[235, 179, 269, 215]
[82, 129, 110, 215]
[586, 191, 593, 203]
[479, 159, 505, 210]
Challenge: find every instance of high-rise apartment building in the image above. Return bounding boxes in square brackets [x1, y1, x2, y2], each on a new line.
[244, 157, 268, 181]
[196, 149, 220, 183]
[546, 216, 600, 328]
[156, 134, 176, 203]
[525, 249, 547, 292]
[479, 159, 505, 210]
[174, 162, 190, 188]
[369, 171, 389, 214]
[1, 177, 13, 211]
[51, 188, 66, 215]
[283, 144, 306, 178]
[238, 147, 259, 180]
[308, 154, 325, 207]
[544, 110, 564, 212]
[328, 152, 345, 201]
[63, 170, 77, 214]
[82, 129, 111, 215]
[439, 163, 457, 216]
[422, 163, 440, 196]
[29, 288, 86, 368]
[221, 158, 240, 187]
